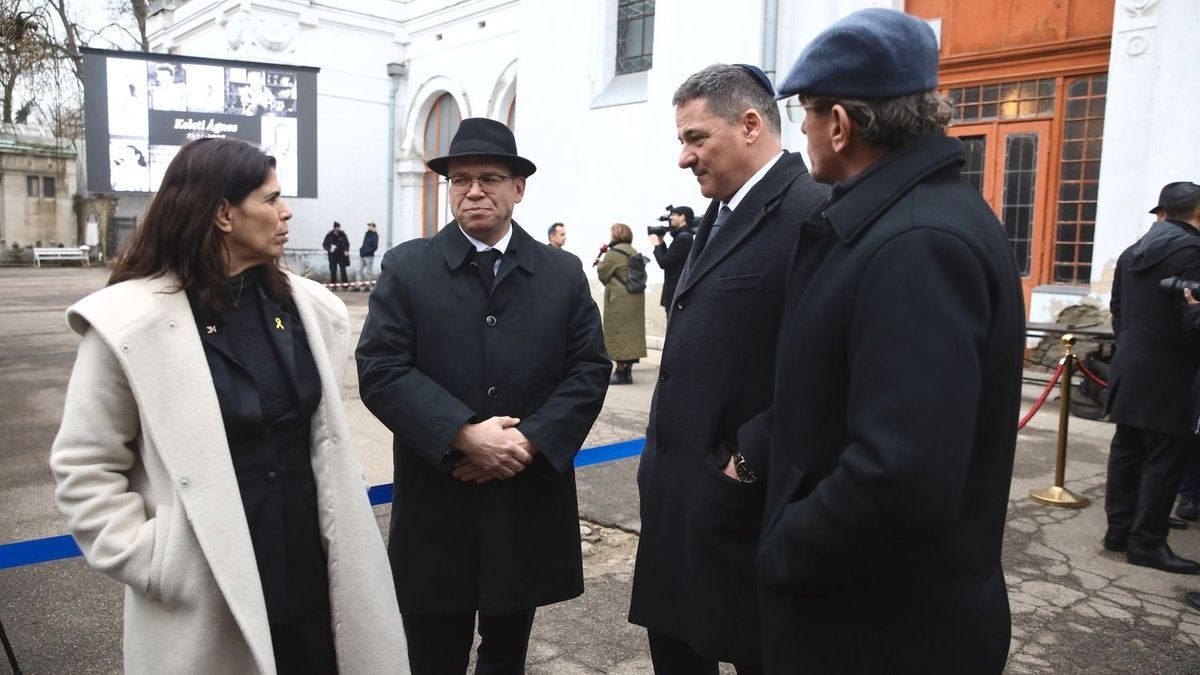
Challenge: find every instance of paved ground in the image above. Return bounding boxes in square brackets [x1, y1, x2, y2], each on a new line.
[2, 266, 1199, 674]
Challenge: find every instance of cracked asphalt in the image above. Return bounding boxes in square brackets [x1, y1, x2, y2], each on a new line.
[2, 267, 1199, 674]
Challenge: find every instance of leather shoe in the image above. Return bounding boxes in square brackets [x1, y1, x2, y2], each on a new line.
[1102, 532, 1127, 553]
[1126, 543, 1200, 574]
[1169, 516, 1189, 530]
[1186, 592, 1200, 612]
[1178, 497, 1200, 522]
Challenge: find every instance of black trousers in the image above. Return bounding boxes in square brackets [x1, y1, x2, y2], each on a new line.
[271, 605, 338, 674]
[647, 630, 763, 675]
[402, 608, 535, 675]
[329, 257, 348, 284]
[1105, 424, 1194, 549]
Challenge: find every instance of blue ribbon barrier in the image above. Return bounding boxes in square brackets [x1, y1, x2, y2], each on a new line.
[1, 437, 645, 571]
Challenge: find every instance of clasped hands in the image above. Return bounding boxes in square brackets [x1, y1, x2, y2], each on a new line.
[451, 416, 536, 484]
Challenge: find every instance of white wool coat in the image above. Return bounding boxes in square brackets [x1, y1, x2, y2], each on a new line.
[50, 272, 409, 674]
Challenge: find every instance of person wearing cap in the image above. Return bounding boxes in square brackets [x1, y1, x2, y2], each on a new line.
[758, 9, 1025, 673]
[322, 221, 351, 286]
[629, 63, 827, 675]
[648, 206, 695, 310]
[1102, 180, 1200, 577]
[356, 221, 379, 288]
[356, 118, 610, 674]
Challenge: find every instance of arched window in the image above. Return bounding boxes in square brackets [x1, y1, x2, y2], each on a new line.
[421, 93, 462, 238]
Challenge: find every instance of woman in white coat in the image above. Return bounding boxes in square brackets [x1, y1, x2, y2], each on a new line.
[51, 138, 408, 674]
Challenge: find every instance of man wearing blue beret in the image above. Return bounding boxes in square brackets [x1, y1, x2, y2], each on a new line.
[757, 8, 1025, 673]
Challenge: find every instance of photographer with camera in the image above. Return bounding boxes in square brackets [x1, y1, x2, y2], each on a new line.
[648, 205, 695, 310]
[1104, 180, 1200, 575]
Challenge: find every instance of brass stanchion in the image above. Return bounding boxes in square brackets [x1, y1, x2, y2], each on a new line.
[1029, 334, 1091, 508]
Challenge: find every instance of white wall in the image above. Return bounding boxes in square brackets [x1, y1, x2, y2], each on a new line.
[1091, 0, 1200, 301]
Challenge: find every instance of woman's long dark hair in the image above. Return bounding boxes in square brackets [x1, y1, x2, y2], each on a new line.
[109, 137, 290, 314]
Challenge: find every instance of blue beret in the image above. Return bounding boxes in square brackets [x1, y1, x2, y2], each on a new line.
[776, 8, 939, 100]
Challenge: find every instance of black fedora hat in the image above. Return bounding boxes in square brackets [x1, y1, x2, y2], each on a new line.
[427, 117, 537, 178]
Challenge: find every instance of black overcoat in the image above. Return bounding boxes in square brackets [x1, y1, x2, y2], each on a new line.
[1106, 218, 1200, 436]
[652, 229, 693, 309]
[756, 134, 1026, 674]
[629, 152, 828, 664]
[356, 222, 610, 614]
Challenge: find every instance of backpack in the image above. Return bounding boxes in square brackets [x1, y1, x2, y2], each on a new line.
[612, 247, 648, 294]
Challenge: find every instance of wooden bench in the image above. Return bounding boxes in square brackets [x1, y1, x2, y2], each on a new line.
[33, 247, 89, 268]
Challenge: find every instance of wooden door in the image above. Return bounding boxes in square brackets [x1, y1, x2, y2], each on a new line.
[950, 120, 1052, 306]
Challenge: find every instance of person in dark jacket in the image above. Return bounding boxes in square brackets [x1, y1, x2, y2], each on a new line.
[322, 222, 350, 285]
[629, 63, 828, 675]
[1102, 180, 1200, 574]
[358, 221, 379, 285]
[649, 206, 694, 310]
[759, 10, 1026, 673]
[356, 118, 610, 675]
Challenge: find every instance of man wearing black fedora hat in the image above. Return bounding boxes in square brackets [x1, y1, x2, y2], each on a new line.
[356, 117, 610, 674]
[759, 8, 1025, 673]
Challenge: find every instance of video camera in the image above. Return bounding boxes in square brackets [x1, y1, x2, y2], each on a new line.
[647, 205, 676, 237]
[1159, 276, 1200, 297]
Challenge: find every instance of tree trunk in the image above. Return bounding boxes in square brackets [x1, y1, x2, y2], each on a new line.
[131, 0, 149, 51]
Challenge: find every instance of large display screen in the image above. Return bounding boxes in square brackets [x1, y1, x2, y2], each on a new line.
[82, 48, 319, 197]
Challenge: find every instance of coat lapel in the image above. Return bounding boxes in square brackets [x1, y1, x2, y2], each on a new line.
[676, 152, 806, 298]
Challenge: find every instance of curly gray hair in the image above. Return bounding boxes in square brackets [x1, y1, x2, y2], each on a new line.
[800, 91, 951, 149]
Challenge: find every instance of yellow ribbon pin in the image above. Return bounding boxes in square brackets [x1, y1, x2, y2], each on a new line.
[274, 317, 285, 331]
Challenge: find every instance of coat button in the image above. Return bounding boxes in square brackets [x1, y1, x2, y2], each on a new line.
[167, 320, 177, 328]
[487, 386, 498, 399]
[178, 476, 190, 488]
[120, 343, 131, 353]
[486, 315, 497, 327]
[657, 443, 667, 454]
[675, 298, 686, 311]
[659, 370, 669, 382]
[266, 471, 278, 483]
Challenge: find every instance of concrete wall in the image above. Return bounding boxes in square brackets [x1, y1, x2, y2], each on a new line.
[0, 136, 77, 253]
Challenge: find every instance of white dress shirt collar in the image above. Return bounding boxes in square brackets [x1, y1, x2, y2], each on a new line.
[722, 151, 785, 213]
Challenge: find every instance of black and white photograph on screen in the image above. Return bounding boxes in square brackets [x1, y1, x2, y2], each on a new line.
[225, 67, 277, 116]
[109, 140, 151, 192]
[105, 57, 149, 137]
[182, 63, 225, 113]
[261, 117, 298, 196]
[147, 62, 187, 112]
[149, 144, 180, 191]
[264, 70, 298, 115]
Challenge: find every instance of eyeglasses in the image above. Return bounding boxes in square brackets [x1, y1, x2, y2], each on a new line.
[447, 175, 514, 192]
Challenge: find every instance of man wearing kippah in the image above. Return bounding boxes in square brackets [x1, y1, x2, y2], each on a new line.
[757, 9, 1025, 673]
[630, 63, 828, 675]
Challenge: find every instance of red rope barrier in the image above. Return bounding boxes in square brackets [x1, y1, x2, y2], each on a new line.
[1075, 361, 1108, 389]
[1018, 362, 1065, 431]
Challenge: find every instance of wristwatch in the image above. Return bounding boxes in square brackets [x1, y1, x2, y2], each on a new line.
[732, 452, 758, 484]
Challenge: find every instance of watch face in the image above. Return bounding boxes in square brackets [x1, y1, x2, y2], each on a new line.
[735, 460, 757, 483]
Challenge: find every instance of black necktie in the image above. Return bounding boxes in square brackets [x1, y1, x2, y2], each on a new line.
[474, 249, 501, 290]
[709, 205, 733, 243]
